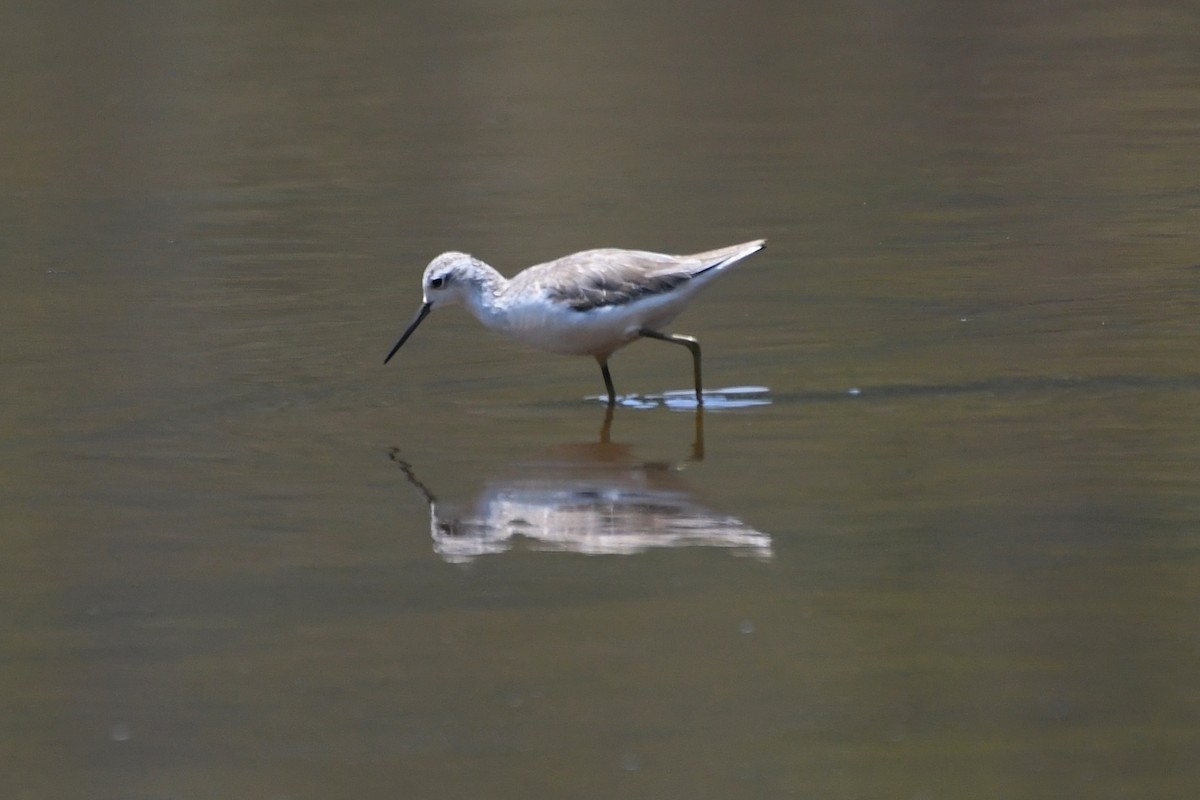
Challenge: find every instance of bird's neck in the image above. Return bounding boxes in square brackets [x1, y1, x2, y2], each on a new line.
[462, 264, 508, 325]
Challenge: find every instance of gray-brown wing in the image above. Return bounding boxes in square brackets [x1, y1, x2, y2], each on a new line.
[530, 249, 713, 313]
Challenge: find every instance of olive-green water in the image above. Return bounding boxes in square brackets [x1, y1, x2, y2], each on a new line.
[3, 2, 1199, 798]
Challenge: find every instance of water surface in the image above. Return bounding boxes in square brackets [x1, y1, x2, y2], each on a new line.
[3, 2, 1199, 798]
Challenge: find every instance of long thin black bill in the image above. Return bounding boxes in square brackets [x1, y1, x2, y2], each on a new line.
[384, 303, 432, 364]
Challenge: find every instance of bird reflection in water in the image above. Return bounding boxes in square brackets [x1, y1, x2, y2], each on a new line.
[390, 407, 772, 563]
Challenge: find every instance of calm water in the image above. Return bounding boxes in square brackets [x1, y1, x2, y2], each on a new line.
[4, 2, 1200, 798]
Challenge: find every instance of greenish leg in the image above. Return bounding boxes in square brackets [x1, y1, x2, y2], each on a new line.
[638, 328, 703, 404]
[596, 356, 617, 406]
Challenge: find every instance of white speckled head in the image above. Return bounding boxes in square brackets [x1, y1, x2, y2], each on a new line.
[420, 251, 484, 307]
[383, 252, 506, 364]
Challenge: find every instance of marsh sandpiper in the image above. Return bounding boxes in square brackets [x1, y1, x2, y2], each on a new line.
[384, 239, 766, 405]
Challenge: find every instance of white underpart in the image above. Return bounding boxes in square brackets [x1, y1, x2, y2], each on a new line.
[497, 285, 703, 356]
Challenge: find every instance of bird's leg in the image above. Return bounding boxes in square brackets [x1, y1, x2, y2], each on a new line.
[596, 355, 617, 406]
[637, 329, 703, 404]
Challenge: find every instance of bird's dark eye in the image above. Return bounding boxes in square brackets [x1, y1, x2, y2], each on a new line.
[430, 276, 445, 289]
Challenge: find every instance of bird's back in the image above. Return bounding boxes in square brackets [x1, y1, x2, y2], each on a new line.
[506, 240, 765, 312]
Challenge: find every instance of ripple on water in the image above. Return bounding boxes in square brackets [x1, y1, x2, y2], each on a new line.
[587, 386, 772, 410]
